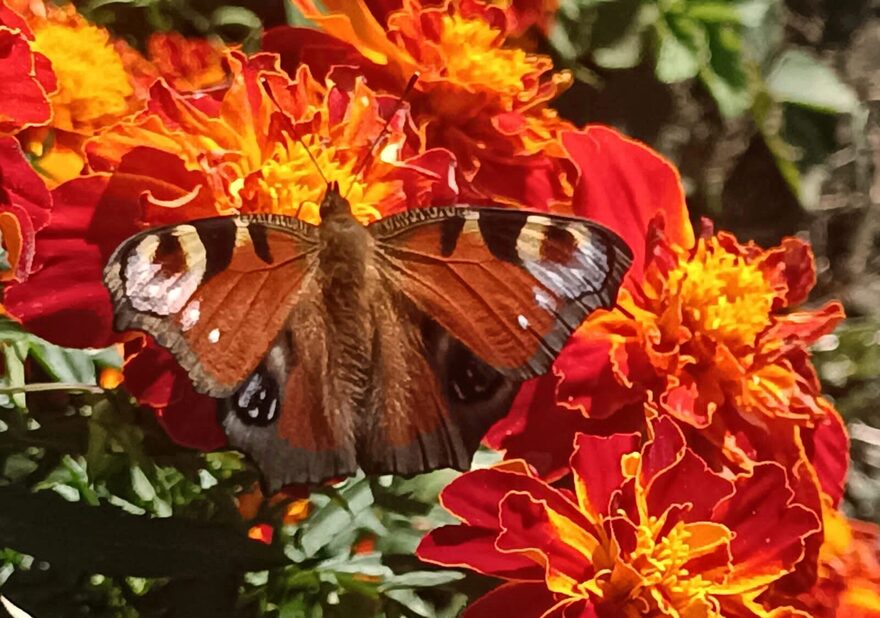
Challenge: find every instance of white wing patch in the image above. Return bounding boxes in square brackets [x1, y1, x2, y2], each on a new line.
[123, 226, 207, 316]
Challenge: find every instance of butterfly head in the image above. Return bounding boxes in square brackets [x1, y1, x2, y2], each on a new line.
[319, 181, 352, 220]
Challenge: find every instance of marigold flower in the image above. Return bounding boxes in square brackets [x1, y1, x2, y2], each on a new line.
[267, 0, 573, 209]
[419, 417, 820, 617]
[488, 128, 847, 497]
[4, 51, 456, 450]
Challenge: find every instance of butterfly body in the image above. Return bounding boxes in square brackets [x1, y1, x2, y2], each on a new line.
[104, 184, 632, 490]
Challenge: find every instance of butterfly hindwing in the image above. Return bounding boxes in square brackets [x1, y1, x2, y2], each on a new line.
[359, 288, 518, 476]
[369, 207, 632, 380]
[222, 316, 358, 491]
[103, 214, 320, 397]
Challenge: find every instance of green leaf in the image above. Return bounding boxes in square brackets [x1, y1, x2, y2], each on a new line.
[766, 50, 859, 114]
[654, 19, 703, 83]
[379, 570, 465, 591]
[300, 478, 374, 557]
[211, 6, 261, 31]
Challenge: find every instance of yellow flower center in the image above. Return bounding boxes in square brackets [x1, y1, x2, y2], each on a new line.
[629, 519, 716, 615]
[438, 14, 538, 101]
[230, 135, 397, 225]
[667, 239, 774, 353]
[30, 18, 133, 133]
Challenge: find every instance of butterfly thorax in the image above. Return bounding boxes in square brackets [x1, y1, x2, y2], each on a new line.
[315, 187, 376, 426]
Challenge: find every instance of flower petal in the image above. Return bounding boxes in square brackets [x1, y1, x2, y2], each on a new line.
[562, 126, 693, 282]
[417, 524, 543, 580]
[124, 340, 226, 450]
[714, 462, 821, 591]
[462, 582, 562, 618]
[4, 174, 138, 348]
[570, 432, 639, 518]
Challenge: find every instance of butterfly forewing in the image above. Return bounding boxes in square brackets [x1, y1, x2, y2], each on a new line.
[103, 214, 320, 397]
[369, 207, 633, 380]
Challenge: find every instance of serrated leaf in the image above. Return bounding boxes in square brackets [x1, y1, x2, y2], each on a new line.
[27, 341, 96, 384]
[2, 344, 26, 409]
[766, 50, 859, 114]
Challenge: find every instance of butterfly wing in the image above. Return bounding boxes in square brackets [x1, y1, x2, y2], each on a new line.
[103, 214, 320, 397]
[358, 287, 519, 477]
[369, 207, 632, 380]
[358, 206, 631, 474]
[221, 310, 358, 490]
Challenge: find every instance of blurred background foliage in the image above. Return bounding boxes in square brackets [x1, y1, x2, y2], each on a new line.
[2, 0, 880, 615]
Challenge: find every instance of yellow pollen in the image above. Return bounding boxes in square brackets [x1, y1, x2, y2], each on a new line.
[628, 521, 714, 611]
[30, 19, 133, 133]
[668, 239, 774, 352]
[439, 14, 537, 99]
[242, 136, 394, 225]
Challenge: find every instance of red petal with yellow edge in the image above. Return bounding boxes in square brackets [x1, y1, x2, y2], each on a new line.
[439, 467, 582, 528]
[714, 463, 821, 590]
[806, 408, 849, 507]
[0, 137, 51, 279]
[485, 374, 646, 481]
[263, 26, 394, 91]
[4, 174, 139, 348]
[124, 341, 226, 450]
[751, 235, 816, 308]
[553, 337, 648, 420]
[496, 491, 599, 588]
[0, 28, 52, 133]
[640, 416, 686, 480]
[570, 432, 639, 518]
[645, 447, 734, 524]
[562, 126, 693, 283]
[416, 525, 543, 580]
[461, 582, 566, 618]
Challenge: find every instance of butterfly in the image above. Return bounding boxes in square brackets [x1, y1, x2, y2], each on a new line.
[103, 182, 632, 491]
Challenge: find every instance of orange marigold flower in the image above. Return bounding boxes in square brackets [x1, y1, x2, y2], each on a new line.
[268, 0, 573, 209]
[14, 1, 137, 134]
[419, 417, 821, 617]
[87, 51, 456, 226]
[489, 212, 847, 493]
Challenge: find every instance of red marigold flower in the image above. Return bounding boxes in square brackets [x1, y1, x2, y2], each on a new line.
[418, 417, 821, 617]
[4, 51, 456, 450]
[0, 2, 54, 134]
[0, 137, 51, 282]
[488, 128, 846, 496]
[3, 0, 154, 186]
[266, 0, 573, 210]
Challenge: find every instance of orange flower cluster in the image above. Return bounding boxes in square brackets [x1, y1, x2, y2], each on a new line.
[0, 1, 872, 615]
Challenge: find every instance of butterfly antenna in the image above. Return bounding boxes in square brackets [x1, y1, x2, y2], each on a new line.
[259, 77, 329, 186]
[344, 72, 420, 199]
